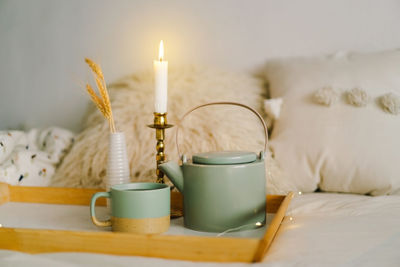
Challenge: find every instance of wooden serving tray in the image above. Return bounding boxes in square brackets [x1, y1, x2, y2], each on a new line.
[0, 182, 293, 263]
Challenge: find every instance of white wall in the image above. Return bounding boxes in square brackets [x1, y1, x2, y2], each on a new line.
[1, 0, 400, 132]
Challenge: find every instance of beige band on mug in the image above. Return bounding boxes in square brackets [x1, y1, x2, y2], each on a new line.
[111, 215, 170, 234]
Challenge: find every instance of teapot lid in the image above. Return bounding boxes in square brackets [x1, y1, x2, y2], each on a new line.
[192, 151, 257, 165]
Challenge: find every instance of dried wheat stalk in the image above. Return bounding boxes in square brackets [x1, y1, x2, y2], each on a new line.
[84, 58, 116, 133]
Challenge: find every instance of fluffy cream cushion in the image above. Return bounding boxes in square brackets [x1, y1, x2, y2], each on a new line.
[52, 66, 286, 193]
[261, 50, 400, 195]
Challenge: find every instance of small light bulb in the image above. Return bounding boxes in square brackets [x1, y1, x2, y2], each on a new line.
[298, 191, 302, 195]
[289, 217, 293, 221]
[255, 222, 262, 226]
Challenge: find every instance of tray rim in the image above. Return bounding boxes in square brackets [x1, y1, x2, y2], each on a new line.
[0, 182, 293, 263]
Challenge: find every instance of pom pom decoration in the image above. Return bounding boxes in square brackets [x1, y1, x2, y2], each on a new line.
[346, 88, 368, 107]
[313, 87, 339, 106]
[380, 93, 400, 115]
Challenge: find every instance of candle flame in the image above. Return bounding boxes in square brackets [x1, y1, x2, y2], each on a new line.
[159, 40, 164, 61]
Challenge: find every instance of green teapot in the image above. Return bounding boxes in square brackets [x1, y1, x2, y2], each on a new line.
[159, 102, 268, 233]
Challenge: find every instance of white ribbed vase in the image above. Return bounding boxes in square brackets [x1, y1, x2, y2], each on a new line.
[106, 132, 130, 191]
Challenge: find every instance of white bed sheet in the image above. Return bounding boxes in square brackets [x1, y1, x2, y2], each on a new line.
[1, 193, 399, 267]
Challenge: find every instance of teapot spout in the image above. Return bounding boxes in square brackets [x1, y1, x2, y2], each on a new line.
[158, 161, 184, 193]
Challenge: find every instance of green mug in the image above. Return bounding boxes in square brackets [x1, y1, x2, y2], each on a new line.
[90, 183, 170, 234]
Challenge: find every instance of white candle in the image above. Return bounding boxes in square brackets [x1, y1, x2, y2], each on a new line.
[154, 40, 168, 113]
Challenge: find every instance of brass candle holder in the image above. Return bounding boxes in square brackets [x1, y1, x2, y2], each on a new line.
[148, 112, 173, 183]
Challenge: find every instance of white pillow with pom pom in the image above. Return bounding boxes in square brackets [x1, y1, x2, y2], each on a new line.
[260, 50, 400, 195]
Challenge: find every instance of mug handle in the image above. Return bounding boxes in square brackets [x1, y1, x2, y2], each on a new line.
[90, 192, 112, 227]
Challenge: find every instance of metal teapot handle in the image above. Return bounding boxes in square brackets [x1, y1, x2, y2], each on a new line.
[176, 101, 269, 159]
